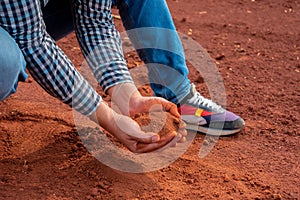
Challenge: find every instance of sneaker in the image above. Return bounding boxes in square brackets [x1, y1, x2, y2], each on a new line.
[178, 84, 245, 136]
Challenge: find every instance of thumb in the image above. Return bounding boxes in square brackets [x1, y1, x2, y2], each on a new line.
[168, 104, 181, 118]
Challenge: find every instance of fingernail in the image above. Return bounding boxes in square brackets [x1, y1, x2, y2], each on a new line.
[152, 135, 160, 142]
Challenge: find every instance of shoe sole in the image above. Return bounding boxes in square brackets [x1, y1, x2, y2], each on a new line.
[186, 124, 242, 136]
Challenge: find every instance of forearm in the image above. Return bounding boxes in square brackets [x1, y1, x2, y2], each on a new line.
[24, 37, 102, 115]
[0, 0, 101, 116]
[72, 0, 133, 92]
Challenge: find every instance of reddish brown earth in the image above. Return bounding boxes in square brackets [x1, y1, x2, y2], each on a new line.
[0, 0, 299, 199]
[134, 112, 182, 138]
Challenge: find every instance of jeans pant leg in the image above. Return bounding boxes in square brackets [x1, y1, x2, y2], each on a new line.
[113, 0, 191, 104]
[0, 0, 72, 101]
[0, 26, 28, 101]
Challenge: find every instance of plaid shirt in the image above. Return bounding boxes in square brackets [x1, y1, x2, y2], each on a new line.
[0, 0, 133, 115]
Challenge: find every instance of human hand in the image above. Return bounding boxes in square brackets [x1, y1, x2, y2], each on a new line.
[129, 95, 187, 144]
[128, 94, 179, 118]
[107, 83, 187, 144]
[107, 83, 179, 117]
[111, 113, 183, 153]
[107, 83, 187, 146]
[90, 102, 182, 153]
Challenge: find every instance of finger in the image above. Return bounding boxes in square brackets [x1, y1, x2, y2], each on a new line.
[154, 133, 182, 152]
[152, 132, 181, 152]
[130, 132, 161, 144]
[179, 120, 187, 129]
[170, 142, 177, 148]
[179, 128, 188, 137]
[115, 115, 161, 142]
[149, 97, 180, 118]
[178, 136, 186, 143]
[167, 104, 181, 118]
[168, 133, 182, 147]
[135, 131, 176, 153]
[160, 100, 180, 118]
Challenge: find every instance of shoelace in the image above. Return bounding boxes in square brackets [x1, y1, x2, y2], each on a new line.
[188, 92, 224, 113]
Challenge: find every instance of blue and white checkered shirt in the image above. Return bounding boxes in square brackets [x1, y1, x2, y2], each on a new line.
[0, 0, 133, 116]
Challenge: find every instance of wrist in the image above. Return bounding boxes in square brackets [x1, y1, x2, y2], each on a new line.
[107, 83, 142, 116]
[89, 101, 113, 128]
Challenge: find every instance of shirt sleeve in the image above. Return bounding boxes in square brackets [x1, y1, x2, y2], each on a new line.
[71, 0, 134, 92]
[0, 0, 101, 116]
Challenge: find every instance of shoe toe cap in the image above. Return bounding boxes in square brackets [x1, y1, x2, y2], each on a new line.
[232, 117, 245, 129]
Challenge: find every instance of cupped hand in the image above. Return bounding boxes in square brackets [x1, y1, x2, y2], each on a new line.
[129, 94, 180, 118]
[106, 83, 187, 149]
[112, 114, 183, 153]
[90, 102, 183, 153]
[128, 94, 187, 144]
[107, 83, 180, 118]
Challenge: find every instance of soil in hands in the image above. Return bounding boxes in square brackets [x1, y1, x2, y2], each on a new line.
[133, 112, 182, 138]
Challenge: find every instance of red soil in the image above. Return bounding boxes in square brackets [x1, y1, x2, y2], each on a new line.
[0, 0, 299, 199]
[134, 112, 181, 138]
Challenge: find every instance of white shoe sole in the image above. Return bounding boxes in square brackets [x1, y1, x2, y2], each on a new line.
[186, 124, 242, 136]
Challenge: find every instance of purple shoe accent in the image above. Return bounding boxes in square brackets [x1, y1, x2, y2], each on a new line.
[203, 110, 240, 122]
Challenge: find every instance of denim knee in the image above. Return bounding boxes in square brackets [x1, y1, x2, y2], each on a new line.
[0, 26, 27, 101]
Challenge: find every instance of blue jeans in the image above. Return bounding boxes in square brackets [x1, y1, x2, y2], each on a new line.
[0, 26, 28, 101]
[0, 0, 70, 101]
[44, 0, 191, 104]
[113, 0, 191, 104]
